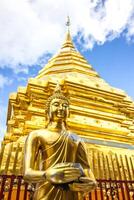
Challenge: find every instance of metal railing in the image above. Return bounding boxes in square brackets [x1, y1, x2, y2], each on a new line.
[89, 179, 134, 200]
[0, 175, 31, 200]
[0, 175, 134, 200]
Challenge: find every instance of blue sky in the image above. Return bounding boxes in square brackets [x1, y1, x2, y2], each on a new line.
[0, 0, 134, 142]
[84, 36, 134, 97]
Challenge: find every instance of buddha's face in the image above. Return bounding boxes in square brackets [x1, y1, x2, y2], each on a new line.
[49, 98, 69, 122]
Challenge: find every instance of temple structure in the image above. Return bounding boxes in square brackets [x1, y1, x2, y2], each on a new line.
[0, 20, 134, 199]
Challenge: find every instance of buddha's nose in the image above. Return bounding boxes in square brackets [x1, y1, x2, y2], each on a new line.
[59, 104, 63, 110]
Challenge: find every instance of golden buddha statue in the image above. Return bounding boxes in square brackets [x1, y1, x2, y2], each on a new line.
[24, 84, 96, 200]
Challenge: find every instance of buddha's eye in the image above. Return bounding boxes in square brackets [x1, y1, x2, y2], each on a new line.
[63, 103, 68, 108]
[53, 102, 59, 106]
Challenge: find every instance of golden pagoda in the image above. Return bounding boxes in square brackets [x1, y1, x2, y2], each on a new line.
[0, 18, 134, 199]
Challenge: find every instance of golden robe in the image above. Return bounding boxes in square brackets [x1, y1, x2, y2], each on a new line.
[24, 129, 90, 200]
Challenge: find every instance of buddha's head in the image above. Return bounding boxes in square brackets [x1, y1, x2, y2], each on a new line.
[46, 84, 69, 124]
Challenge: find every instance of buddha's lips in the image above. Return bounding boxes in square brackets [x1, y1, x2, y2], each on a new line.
[57, 111, 65, 117]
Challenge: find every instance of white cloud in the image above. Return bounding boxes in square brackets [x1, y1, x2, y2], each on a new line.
[0, 104, 7, 143]
[0, 0, 134, 72]
[126, 16, 134, 41]
[0, 74, 12, 89]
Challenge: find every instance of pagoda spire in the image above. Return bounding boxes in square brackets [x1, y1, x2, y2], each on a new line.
[37, 16, 99, 78]
[61, 16, 75, 49]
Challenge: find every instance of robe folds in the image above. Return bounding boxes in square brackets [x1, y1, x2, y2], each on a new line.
[24, 129, 90, 200]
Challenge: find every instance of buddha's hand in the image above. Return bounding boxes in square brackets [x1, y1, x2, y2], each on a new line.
[45, 163, 82, 184]
[69, 177, 97, 192]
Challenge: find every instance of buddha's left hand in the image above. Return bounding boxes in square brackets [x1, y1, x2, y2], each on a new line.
[69, 177, 97, 192]
[45, 163, 82, 184]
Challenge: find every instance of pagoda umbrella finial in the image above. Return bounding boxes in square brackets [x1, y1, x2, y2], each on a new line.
[66, 16, 71, 32]
[61, 16, 74, 49]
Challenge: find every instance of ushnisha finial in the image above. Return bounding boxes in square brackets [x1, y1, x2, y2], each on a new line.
[54, 83, 62, 94]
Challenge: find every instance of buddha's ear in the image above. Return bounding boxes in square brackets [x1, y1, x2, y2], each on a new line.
[66, 107, 70, 119]
[45, 108, 51, 127]
[48, 110, 52, 122]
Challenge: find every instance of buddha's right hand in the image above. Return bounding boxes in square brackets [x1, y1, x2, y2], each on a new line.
[45, 163, 82, 184]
